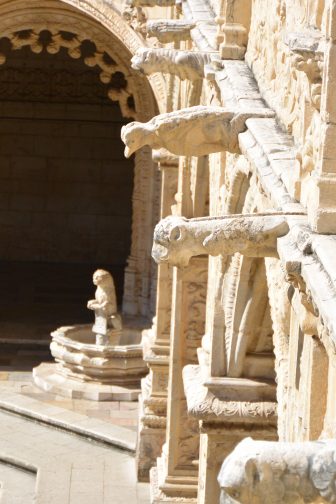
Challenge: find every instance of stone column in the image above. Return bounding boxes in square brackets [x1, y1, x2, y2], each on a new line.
[123, 148, 157, 316]
[150, 257, 208, 503]
[137, 150, 179, 481]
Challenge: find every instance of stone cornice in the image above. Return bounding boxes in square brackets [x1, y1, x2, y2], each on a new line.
[183, 365, 277, 425]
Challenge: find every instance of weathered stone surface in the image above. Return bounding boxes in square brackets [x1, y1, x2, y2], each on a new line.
[152, 213, 290, 267]
[121, 106, 274, 158]
[219, 437, 336, 504]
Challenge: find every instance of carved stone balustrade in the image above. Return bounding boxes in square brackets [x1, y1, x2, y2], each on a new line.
[121, 105, 274, 158]
[218, 437, 336, 504]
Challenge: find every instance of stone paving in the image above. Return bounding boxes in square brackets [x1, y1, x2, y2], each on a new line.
[0, 342, 149, 503]
[0, 409, 149, 503]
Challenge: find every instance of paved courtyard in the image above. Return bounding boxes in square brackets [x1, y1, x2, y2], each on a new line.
[0, 409, 149, 503]
[0, 341, 149, 503]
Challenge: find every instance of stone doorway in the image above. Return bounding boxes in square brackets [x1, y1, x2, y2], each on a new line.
[0, 35, 134, 344]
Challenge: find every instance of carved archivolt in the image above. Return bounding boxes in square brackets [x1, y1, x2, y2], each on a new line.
[0, 1, 166, 118]
[0, 28, 136, 118]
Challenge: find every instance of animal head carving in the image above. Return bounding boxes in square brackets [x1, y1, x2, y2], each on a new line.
[152, 215, 195, 268]
[121, 121, 154, 158]
[218, 437, 336, 504]
[131, 48, 155, 75]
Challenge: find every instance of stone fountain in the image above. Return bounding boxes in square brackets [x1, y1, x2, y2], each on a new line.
[33, 269, 148, 401]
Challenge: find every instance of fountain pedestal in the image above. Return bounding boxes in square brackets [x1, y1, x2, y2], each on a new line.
[33, 269, 148, 401]
[33, 320, 148, 401]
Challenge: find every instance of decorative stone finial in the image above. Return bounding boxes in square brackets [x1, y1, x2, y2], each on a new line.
[131, 48, 210, 80]
[218, 437, 336, 504]
[151, 214, 290, 268]
[120, 106, 274, 158]
[87, 269, 122, 345]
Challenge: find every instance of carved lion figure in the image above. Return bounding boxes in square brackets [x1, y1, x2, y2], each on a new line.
[121, 106, 274, 158]
[87, 269, 117, 317]
[218, 437, 336, 504]
[152, 214, 289, 268]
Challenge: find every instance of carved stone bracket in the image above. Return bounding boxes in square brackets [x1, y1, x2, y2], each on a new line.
[183, 365, 277, 425]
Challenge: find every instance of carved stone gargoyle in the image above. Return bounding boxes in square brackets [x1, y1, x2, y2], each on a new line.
[145, 20, 195, 43]
[121, 106, 274, 158]
[218, 437, 336, 504]
[126, 0, 176, 7]
[131, 48, 211, 80]
[151, 214, 291, 268]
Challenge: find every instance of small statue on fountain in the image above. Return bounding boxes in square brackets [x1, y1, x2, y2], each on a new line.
[87, 269, 122, 346]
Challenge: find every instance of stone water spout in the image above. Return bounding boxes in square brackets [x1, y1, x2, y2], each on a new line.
[145, 20, 195, 43]
[120, 105, 274, 158]
[218, 437, 336, 504]
[151, 213, 295, 268]
[131, 48, 212, 81]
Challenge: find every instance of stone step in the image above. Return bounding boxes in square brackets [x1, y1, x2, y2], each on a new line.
[0, 389, 136, 453]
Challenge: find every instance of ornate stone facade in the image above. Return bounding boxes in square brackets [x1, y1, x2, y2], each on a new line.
[3, 0, 336, 503]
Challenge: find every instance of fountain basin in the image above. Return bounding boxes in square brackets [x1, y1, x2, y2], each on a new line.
[33, 319, 149, 401]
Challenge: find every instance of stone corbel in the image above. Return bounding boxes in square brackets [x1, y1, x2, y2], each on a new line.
[183, 365, 277, 424]
[284, 31, 324, 110]
[121, 105, 274, 158]
[131, 47, 213, 81]
[145, 19, 195, 43]
[218, 437, 336, 504]
[150, 212, 305, 268]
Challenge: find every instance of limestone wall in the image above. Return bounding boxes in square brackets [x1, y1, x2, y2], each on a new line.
[0, 46, 134, 268]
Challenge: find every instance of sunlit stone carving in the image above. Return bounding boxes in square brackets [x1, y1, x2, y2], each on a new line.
[145, 20, 195, 43]
[131, 48, 211, 80]
[87, 269, 122, 346]
[121, 106, 274, 158]
[33, 269, 147, 401]
[151, 214, 290, 267]
[218, 437, 336, 504]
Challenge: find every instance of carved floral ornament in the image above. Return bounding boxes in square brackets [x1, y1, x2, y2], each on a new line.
[0, 28, 136, 118]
